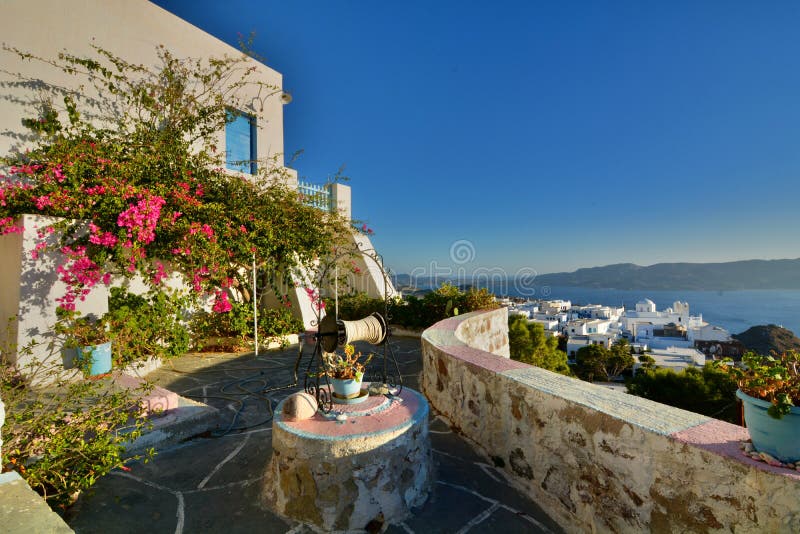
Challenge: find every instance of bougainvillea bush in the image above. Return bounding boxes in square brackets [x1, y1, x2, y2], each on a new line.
[0, 44, 349, 342]
[0, 43, 349, 508]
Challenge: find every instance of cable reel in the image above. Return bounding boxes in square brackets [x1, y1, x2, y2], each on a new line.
[318, 312, 388, 353]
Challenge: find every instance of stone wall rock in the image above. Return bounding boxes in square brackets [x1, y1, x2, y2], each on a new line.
[422, 309, 800, 533]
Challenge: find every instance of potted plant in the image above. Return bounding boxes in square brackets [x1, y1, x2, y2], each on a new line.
[717, 351, 800, 463]
[56, 310, 113, 377]
[322, 344, 373, 400]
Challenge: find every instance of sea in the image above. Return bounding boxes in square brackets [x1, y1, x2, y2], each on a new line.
[397, 277, 800, 336]
[503, 286, 800, 336]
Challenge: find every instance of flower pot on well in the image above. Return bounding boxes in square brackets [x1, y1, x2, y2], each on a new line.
[737, 389, 800, 463]
[77, 341, 112, 376]
[331, 377, 362, 400]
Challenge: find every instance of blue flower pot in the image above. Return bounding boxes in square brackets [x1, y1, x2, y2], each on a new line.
[737, 389, 800, 463]
[331, 377, 362, 400]
[77, 341, 112, 376]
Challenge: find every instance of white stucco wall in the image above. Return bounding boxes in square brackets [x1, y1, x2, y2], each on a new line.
[0, 215, 108, 377]
[347, 232, 397, 299]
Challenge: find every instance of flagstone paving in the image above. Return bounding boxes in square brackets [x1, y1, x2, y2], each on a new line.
[66, 337, 561, 533]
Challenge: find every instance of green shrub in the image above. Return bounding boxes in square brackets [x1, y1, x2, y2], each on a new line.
[508, 315, 570, 375]
[626, 364, 738, 423]
[330, 292, 387, 321]
[190, 302, 303, 350]
[258, 307, 304, 341]
[386, 295, 428, 329]
[104, 288, 190, 365]
[1, 339, 152, 509]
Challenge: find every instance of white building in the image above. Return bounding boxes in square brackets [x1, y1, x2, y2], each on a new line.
[509, 309, 531, 319]
[531, 311, 568, 329]
[622, 299, 704, 341]
[540, 299, 571, 314]
[571, 304, 624, 321]
[564, 319, 613, 337]
[688, 324, 732, 344]
[632, 322, 693, 349]
[566, 334, 615, 360]
[507, 301, 539, 320]
[567, 337, 592, 360]
[530, 318, 560, 331]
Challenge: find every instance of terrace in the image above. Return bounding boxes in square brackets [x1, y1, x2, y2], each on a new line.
[61, 335, 560, 533]
[3, 307, 796, 533]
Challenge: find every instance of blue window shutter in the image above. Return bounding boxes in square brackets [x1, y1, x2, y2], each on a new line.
[249, 117, 257, 175]
[225, 110, 257, 174]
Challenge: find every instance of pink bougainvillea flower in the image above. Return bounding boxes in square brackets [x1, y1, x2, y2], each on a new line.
[152, 262, 167, 285]
[89, 223, 118, 247]
[56, 245, 107, 311]
[212, 290, 232, 313]
[34, 195, 53, 210]
[0, 217, 23, 235]
[117, 195, 165, 245]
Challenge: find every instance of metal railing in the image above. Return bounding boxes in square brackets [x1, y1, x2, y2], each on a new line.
[297, 181, 332, 212]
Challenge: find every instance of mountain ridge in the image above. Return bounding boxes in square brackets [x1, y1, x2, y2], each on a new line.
[529, 258, 800, 291]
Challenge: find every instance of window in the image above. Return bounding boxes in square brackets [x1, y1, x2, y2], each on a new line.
[225, 110, 257, 174]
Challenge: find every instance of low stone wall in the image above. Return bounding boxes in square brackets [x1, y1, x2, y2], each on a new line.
[421, 308, 800, 533]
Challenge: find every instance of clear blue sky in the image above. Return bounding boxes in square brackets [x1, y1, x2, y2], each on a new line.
[154, 0, 800, 276]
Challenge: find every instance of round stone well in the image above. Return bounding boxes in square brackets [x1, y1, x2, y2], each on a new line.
[263, 387, 432, 531]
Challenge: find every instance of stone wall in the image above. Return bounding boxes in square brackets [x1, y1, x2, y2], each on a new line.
[421, 309, 800, 533]
[452, 306, 510, 358]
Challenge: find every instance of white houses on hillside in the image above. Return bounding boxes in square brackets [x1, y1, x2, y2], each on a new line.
[621, 298, 733, 350]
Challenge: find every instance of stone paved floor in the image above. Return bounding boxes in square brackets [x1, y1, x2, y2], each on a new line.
[66, 337, 562, 533]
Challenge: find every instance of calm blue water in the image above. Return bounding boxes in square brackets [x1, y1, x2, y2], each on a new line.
[506, 286, 800, 336]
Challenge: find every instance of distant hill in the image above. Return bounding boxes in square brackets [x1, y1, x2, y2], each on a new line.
[733, 325, 800, 356]
[529, 259, 800, 291]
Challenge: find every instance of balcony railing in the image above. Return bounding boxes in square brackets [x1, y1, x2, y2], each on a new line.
[297, 181, 332, 212]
